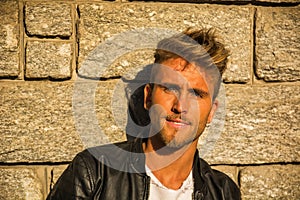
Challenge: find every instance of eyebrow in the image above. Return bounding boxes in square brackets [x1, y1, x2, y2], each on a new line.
[158, 82, 180, 89]
[188, 88, 209, 98]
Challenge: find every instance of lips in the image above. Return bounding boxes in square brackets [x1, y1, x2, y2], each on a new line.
[165, 116, 191, 128]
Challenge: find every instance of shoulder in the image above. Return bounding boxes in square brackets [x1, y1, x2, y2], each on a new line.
[76, 139, 144, 173]
[47, 140, 143, 199]
[74, 140, 132, 165]
[84, 139, 141, 162]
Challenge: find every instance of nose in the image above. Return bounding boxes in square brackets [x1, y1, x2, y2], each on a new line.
[171, 93, 188, 114]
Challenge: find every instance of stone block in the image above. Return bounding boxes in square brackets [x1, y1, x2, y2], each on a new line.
[240, 165, 300, 199]
[0, 167, 45, 200]
[255, 7, 300, 82]
[78, 3, 252, 83]
[0, 80, 127, 162]
[211, 165, 239, 185]
[25, 2, 72, 37]
[202, 84, 300, 164]
[25, 40, 73, 79]
[0, 0, 19, 77]
[0, 81, 82, 162]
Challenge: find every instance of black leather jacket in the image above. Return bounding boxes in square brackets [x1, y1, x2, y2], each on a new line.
[47, 139, 241, 200]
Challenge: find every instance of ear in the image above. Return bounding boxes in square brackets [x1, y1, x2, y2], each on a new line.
[207, 100, 219, 124]
[144, 84, 152, 110]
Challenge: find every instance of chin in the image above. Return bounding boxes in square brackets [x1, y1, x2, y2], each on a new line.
[164, 136, 195, 149]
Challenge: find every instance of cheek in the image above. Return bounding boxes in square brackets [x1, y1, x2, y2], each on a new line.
[148, 104, 167, 135]
[152, 93, 174, 109]
[191, 100, 212, 119]
[149, 104, 167, 119]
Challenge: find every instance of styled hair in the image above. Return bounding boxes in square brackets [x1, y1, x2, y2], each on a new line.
[154, 28, 229, 99]
[154, 28, 229, 75]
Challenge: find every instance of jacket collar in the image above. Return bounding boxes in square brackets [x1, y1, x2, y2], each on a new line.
[192, 150, 207, 199]
[129, 137, 147, 174]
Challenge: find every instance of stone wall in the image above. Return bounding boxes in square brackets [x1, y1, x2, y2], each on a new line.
[0, 0, 299, 199]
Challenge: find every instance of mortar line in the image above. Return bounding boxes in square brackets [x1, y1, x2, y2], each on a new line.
[250, 7, 255, 85]
[43, 167, 48, 199]
[18, 0, 25, 81]
[210, 162, 300, 167]
[0, 161, 299, 167]
[73, 0, 299, 7]
[71, 3, 78, 81]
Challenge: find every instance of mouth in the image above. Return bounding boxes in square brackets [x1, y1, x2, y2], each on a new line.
[165, 117, 191, 128]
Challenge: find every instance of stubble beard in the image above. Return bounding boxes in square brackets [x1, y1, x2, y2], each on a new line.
[156, 115, 209, 152]
[156, 122, 197, 150]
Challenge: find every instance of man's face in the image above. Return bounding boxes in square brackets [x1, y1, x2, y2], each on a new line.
[144, 58, 217, 149]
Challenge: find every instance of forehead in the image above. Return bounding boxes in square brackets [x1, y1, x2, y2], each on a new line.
[151, 59, 209, 90]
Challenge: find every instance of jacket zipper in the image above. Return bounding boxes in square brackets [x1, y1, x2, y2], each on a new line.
[143, 176, 150, 200]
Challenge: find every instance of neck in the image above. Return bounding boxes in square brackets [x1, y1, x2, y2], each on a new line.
[143, 139, 198, 189]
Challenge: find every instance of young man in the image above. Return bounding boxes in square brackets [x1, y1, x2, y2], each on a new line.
[47, 28, 241, 199]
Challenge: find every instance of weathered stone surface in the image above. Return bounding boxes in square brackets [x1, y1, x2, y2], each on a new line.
[0, 0, 19, 77]
[25, 41, 73, 79]
[0, 167, 45, 200]
[203, 84, 300, 164]
[256, 7, 300, 82]
[0, 81, 81, 162]
[89, 50, 155, 80]
[211, 165, 239, 185]
[0, 80, 127, 162]
[240, 165, 300, 199]
[73, 80, 128, 148]
[25, 2, 72, 37]
[78, 3, 251, 83]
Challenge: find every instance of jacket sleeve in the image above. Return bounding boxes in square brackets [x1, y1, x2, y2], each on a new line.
[46, 151, 96, 200]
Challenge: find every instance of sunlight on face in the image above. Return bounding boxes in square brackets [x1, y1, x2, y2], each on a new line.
[145, 58, 216, 149]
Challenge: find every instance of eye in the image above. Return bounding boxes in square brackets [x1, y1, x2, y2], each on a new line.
[165, 86, 178, 93]
[159, 84, 180, 95]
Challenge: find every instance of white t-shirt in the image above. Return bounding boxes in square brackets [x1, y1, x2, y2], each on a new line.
[145, 166, 193, 200]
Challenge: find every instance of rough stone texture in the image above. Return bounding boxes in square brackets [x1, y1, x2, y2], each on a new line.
[0, 80, 127, 162]
[255, 7, 300, 82]
[211, 165, 239, 185]
[0, 81, 82, 162]
[0, 167, 45, 200]
[203, 84, 300, 164]
[78, 3, 251, 83]
[0, 0, 19, 77]
[84, 49, 155, 80]
[240, 165, 300, 199]
[25, 41, 73, 79]
[25, 2, 72, 37]
[73, 80, 127, 148]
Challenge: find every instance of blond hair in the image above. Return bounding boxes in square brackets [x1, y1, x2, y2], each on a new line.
[154, 28, 229, 99]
